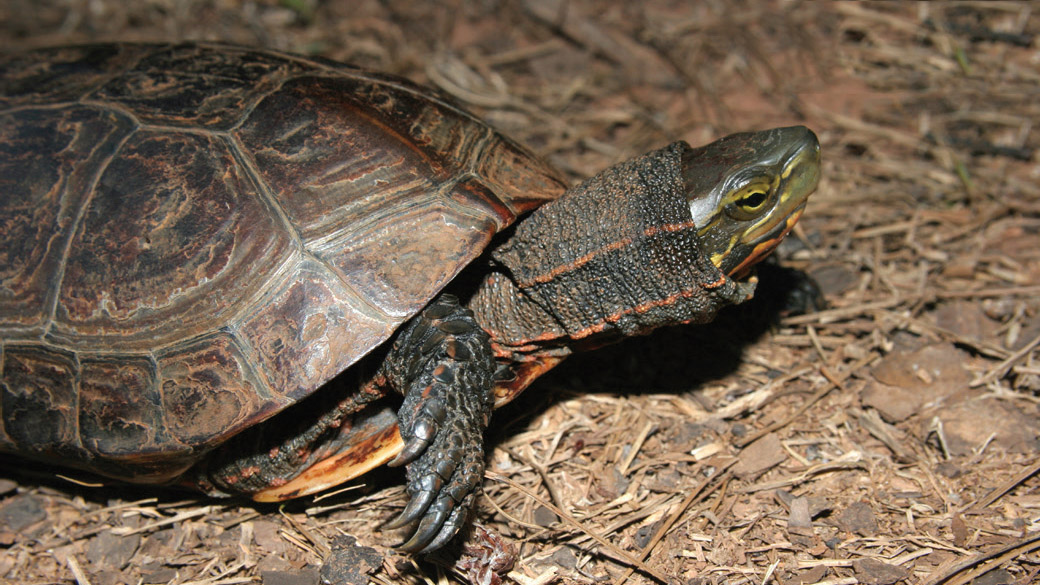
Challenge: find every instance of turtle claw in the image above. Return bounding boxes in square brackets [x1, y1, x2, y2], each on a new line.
[398, 497, 453, 552]
[385, 483, 437, 529]
[388, 433, 429, 467]
[389, 398, 446, 467]
[381, 294, 495, 552]
[418, 498, 471, 553]
[397, 490, 474, 553]
[389, 423, 481, 550]
[393, 452, 484, 551]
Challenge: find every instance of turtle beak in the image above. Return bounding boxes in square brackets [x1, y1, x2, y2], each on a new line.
[726, 202, 806, 280]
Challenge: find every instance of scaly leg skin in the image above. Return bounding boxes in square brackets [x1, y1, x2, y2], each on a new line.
[381, 294, 496, 553]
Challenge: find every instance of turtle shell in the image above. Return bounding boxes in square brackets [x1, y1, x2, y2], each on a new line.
[0, 43, 566, 482]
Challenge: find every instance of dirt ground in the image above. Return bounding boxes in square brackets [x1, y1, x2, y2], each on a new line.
[1, 1, 1038, 584]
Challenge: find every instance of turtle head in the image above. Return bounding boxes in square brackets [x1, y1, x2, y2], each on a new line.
[683, 125, 820, 278]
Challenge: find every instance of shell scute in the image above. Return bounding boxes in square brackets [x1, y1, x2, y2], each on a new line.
[0, 105, 135, 336]
[234, 75, 469, 242]
[0, 44, 147, 109]
[0, 345, 82, 458]
[156, 332, 278, 448]
[51, 128, 295, 351]
[90, 44, 308, 130]
[315, 201, 498, 319]
[78, 356, 166, 460]
[235, 261, 394, 402]
[234, 74, 555, 320]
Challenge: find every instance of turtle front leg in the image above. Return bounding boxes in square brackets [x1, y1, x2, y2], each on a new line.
[380, 294, 496, 552]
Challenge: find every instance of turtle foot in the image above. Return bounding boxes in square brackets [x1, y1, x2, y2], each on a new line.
[381, 294, 495, 553]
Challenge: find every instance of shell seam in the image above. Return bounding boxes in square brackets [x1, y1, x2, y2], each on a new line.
[41, 123, 139, 345]
[221, 133, 392, 328]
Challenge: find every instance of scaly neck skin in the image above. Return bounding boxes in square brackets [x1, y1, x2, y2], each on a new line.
[467, 142, 755, 361]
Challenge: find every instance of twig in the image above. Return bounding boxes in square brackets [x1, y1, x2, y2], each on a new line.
[734, 364, 853, 449]
[110, 506, 215, 535]
[65, 555, 92, 585]
[962, 457, 1040, 514]
[279, 508, 331, 557]
[737, 452, 865, 494]
[934, 284, 1040, 300]
[614, 460, 737, 585]
[485, 470, 671, 585]
[783, 299, 905, 326]
[503, 446, 567, 514]
[483, 489, 546, 530]
[618, 421, 655, 475]
[55, 474, 105, 488]
[920, 533, 1040, 585]
[970, 330, 1040, 387]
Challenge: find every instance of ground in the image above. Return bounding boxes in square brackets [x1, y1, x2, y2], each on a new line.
[1, 1, 1038, 584]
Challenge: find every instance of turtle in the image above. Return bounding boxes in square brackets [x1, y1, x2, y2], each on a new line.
[0, 43, 820, 552]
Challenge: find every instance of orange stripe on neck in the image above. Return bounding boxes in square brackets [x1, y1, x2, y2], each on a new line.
[517, 220, 700, 287]
[493, 273, 728, 349]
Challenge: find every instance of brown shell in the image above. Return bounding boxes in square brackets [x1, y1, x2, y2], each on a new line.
[0, 43, 566, 480]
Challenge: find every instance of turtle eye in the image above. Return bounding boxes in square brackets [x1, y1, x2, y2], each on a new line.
[725, 183, 775, 221]
[737, 190, 768, 211]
